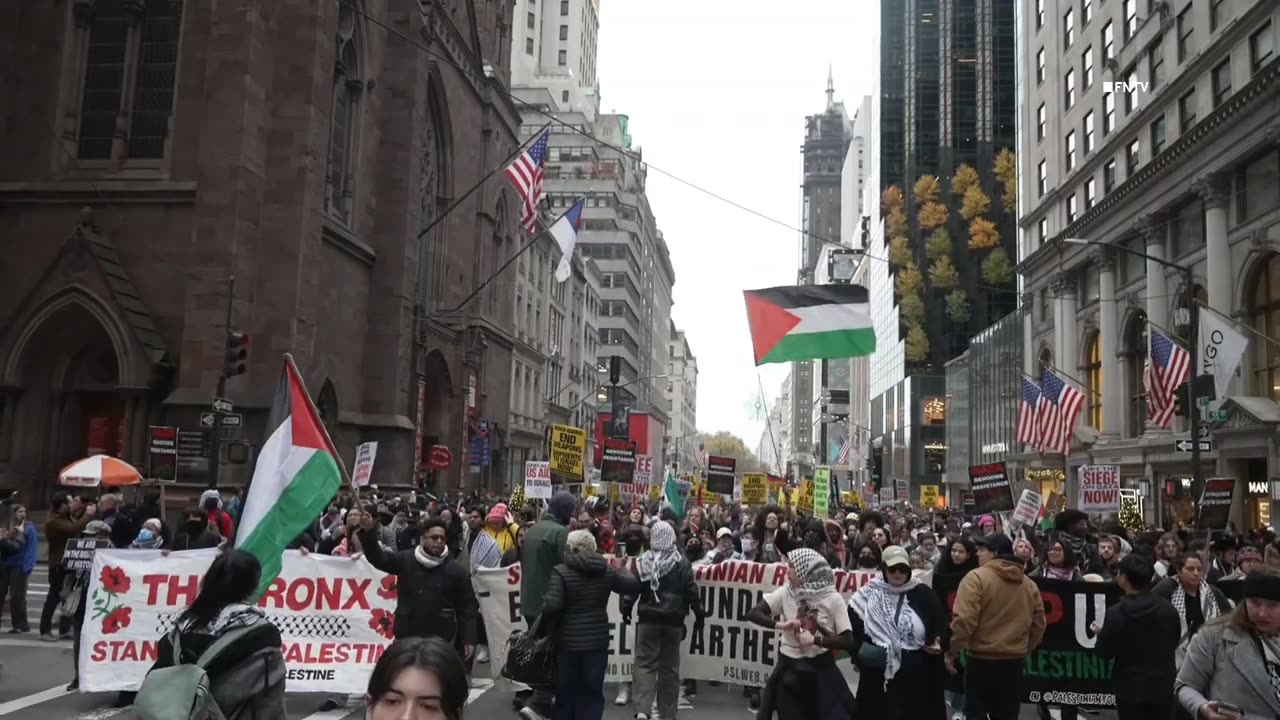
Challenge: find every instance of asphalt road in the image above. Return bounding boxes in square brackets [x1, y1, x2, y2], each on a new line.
[1, 567, 1113, 718]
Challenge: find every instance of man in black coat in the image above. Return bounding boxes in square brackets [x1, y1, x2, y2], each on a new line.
[1094, 554, 1181, 720]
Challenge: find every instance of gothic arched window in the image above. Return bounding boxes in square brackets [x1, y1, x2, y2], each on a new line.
[327, 4, 363, 222]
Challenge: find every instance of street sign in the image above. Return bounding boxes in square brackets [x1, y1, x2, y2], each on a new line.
[200, 412, 242, 428]
[1174, 439, 1213, 452]
[1207, 410, 1230, 422]
[212, 397, 233, 413]
[478, 417, 491, 434]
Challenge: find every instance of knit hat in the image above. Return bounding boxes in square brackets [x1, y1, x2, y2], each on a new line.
[1244, 571, 1280, 603]
[487, 503, 509, 523]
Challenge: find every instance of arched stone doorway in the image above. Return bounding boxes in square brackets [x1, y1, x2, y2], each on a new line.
[7, 298, 127, 505]
[421, 350, 453, 468]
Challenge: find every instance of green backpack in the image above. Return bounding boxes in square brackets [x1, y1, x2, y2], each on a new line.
[134, 625, 257, 720]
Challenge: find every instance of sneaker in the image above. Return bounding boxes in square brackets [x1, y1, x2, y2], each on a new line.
[616, 684, 631, 706]
[635, 714, 649, 720]
[518, 708, 547, 720]
[40, 633, 58, 642]
[66, 679, 79, 691]
[475, 644, 489, 663]
[7, 628, 29, 634]
[748, 693, 761, 712]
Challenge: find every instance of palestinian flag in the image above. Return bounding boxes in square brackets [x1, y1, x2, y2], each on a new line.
[236, 355, 345, 598]
[743, 285, 876, 365]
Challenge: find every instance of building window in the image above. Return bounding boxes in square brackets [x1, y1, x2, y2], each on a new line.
[1123, 68, 1140, 113]
[1238, 149, 1280, 220]
[1083, 0, 1093, 25]
[1038, 217, 1048, 242]
[1037, 0, 1045, 29]
[1125, 313, 1148, 437]
[1149, 38, 1165, 89]
[527, 11, 536, 28]
[1085, 177, 1097, 209]
[1103, 21, 1115, 62]
[1038, 160, 1048, 196]
[1103, 91, 1115, 135]
[559, 24, 569, 40]
[1179, 89, 1197, 132]
[1083, 46, 1094, 88]
[558, 49, 567, 65]
[1252, 22, 1275, 73]
[1083, 111, 1095, 153]
[1126, 138, 1140, 175]
[1211, 0, 1228, 32]
[1064, 8, 1075, 47]
[1150, 115, 1167, 155]
[1249, 255, 1280, 402]
[1123, 0, 1137, 41]
[526, 37, 534, 54]
[1065, 69, 1076, 108]
[327, 4, 364, 222]
[1171, 197, 1205, 258]
[1213, 59, 1232, 106]
[1177, 5, 1193, 63]
[75, 0, 184, 162]
[560, 0, 569, 14]
[1038, 103, 1047, 140]
[1104, 158, 1116, 193]
[1065, 130, 1077, 171]
[1068, 193, 1078, 223]
[1037, 47, 1046, 84]
[1086, 334, 1103, 430]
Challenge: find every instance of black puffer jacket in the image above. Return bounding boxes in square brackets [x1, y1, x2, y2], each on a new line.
[622, 558, 707, 627]
[358, 529, 479, 651]
[542, 551, 643, 652]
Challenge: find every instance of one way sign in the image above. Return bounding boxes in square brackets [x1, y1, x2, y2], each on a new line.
[1174, 439, 1213, 452]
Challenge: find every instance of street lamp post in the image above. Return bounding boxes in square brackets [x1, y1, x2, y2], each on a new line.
[1065, 238, 1203, 489]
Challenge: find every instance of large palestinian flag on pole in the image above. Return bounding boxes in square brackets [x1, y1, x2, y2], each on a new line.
[744, 285, 876, 365]
[236, 354, 345, 598]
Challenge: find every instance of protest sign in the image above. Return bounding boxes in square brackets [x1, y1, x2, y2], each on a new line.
[524, 461, 552, 499]
[79, 549, 396, 693]
[920, 485, 940, 509]
[549, 424, 586, 482]
[352, 442, 378, 488]
[894, 478, 910, 503]
[1197, 477, 1237, 530]
[740, 473, 768, 506]
[620, 456, 654, 501]
[1010, 488, 1044, 529]
[706, 456, 736, 495]
[474, 561, 879, 685]
[813, 467, 831, 518]
[1078, 465, 1120, 513]
[968, 462, 1015, 514]
[64, 538, 109, 573]
[601, 438, 637, 485]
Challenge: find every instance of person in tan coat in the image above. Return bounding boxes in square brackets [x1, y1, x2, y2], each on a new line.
[945, 532, 1046, 720]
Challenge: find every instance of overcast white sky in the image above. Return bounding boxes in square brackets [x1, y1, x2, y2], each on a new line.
[595, 1, 880, 448]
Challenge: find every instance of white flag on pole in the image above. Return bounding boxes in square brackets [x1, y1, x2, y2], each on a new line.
[1199, 307, 1250, 401]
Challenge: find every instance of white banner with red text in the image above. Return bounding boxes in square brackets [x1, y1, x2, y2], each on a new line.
[79, 549, 398, 693]
[473, 560, 884, 686]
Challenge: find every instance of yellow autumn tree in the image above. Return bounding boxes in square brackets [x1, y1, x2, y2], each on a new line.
[961, 186, 991, 221]
[918, 202, 949, 231]
[895, 263, 924, 297]
[905, 323, 930, 362]
[913, 175, 941, 204]
[929, 255, 959, 288]
[925, 228, 952, 262]
[888, 207, 909, 238]
[899, 292, 925, 325]
[968, 217, 1001, 250]
[981, 248, 1015, 285]
[951, 164, 980, 197]
[882, 185, 905, 210]
[889, 236, 912, 267]
[995, 148, 1018, 214]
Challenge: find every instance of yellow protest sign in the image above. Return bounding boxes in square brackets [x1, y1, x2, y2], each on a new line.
[549, 424, 586, 480]
[741, 473, 768, 506]
[796, 480, 815, 514]
[648, 482, 662, 503]
[841, 491, 859, 507]
[582, 483, 598, 499]
[608, 483, 621, 504]
[921, 485, 940, 509]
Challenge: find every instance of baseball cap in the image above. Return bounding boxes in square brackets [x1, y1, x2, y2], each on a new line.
[881, 545, 911, 568]
[975, 532, 1014, 555]
[716, 527, 734, 540]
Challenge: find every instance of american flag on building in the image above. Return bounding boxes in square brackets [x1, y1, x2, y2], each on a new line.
[1016, 378, 1043, 446]
[835, 436, 852, 465]
[504, 130, 551, 233]
[1037, 370, 1086, 454]
[695, 440, 707, 467]
[1148, 327, 1191, 428]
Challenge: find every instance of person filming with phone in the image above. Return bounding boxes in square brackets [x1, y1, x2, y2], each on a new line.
[1177, 567, 1280, 719]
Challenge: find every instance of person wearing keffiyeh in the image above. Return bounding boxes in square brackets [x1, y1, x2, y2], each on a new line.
[746, 548, 857, 720]
[1154, 553, 1232, 669]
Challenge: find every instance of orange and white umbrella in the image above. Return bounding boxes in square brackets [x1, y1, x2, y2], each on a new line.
[59, 455, 143, 488]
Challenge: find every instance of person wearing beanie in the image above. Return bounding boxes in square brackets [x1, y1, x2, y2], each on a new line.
[541, 529, 642, 720]
[517, 490, 574, 720]
[1224, 545, 1264, 580]
[946, 532, 1046, 720]
[1094, 554, 1180, 720]
[1177, 568, 1280, 719]
[484, 502, 520, 556]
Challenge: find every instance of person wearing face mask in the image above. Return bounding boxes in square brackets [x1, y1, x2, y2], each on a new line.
[855, 542, 884, 570]
[708, 527, 742, 564]
[130, 519, 165, 550]
[172, 508, 223, 550]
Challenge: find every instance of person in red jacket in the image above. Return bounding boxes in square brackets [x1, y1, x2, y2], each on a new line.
[200, 490, 235, 540]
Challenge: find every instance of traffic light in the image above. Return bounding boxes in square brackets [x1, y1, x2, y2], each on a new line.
[609, 355, 621, 385]
[1174, 381, 1191, 418]
[224, 331, 249, 377]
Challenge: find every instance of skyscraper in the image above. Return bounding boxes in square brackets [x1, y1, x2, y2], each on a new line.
[510, 0, 601, 116]
[868, 0, 1019, 491]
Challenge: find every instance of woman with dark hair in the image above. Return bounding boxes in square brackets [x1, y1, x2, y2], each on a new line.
[1155, 553, 1232, 671]
[1031, 539, 1083, 581]
[932, 537, 978, 719]
[853, 541, 883, 570]
[365, 636, 469, 720]
[144, 549, 286, 718]
[747, 506, 791, 564]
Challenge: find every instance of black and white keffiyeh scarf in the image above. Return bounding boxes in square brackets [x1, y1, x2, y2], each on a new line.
[1171, 581, 1220, 646]
[848, 575, 921, 684]
[786, 548, 837, 603]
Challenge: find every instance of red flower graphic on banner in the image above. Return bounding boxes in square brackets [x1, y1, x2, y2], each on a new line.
[377, 575, 398, 600]
[369, 609, 395, 640]
[102, 607, 132, 635]
[100, 566, 131, 595]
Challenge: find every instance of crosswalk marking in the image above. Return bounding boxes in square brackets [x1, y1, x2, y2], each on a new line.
[0, 686, 72, 716]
